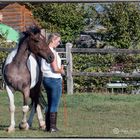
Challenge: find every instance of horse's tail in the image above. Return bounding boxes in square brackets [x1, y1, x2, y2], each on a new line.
[36, 56, 48, 110]
[29, 84, 47, 112]
[39, 90, 48, 109]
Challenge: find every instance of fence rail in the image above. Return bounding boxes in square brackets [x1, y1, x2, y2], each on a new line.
[0, 47, 13, 52]
[72, 72, 140, 78]
[1, 45, 140, 94]
[71, 48, 140, 54]
[1, 47, 140, 54]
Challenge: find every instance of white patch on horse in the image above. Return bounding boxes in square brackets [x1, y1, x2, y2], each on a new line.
[27, 54, 39, 88]
[4, 48, 18, 66]
[6, 85, 15, 131]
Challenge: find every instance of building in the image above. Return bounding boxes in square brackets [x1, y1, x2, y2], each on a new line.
[0, 2, 38, 32]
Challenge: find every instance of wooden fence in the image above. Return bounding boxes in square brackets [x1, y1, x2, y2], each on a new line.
[1, 45, 140, 94]
[59, 44, 140, 94]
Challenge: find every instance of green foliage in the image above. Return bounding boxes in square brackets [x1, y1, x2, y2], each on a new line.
[26, 2, 140, 92]
[73, 54, 112, 92]
[0, 32, 16, 63]
[0, 33, 16, 89]
[29, 3, 86, 43]
[97, 2, 140, 48]
[27, 2, 140, 48]
[73, 53, 140, 92]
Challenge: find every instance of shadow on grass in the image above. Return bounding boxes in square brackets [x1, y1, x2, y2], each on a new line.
[0, 125, 9, 130]
[0, 124, 40, 131]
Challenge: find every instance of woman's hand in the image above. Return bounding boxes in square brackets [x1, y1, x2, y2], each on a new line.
[51, 60, 65, 74]
[60, 65, 65, 75]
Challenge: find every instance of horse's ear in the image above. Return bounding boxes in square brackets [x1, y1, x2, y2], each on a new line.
[25, 25, 31, 33]
[24, 26, 31, 35]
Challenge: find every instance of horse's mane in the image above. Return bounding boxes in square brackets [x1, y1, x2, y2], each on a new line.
[18, 32, 28, 47]
[18, 26, 41, 48]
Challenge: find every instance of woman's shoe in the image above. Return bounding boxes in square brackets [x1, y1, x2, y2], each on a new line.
[50, 112, 59, 132]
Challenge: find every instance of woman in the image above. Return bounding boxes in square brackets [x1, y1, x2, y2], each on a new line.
[41, 33, 65, 132]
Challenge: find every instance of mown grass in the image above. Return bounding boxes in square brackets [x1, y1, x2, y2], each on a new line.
[1, 90, 140, 138]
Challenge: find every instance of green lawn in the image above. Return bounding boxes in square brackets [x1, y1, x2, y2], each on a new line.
[1, 90, 140, 138]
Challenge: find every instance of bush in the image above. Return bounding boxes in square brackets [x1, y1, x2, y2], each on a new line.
[73, 53, 140, 93]
[0, 33, 16, 89]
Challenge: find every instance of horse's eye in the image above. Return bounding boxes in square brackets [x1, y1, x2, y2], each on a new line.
[34, 39, 39, 42]
[32, 37, 39, 42]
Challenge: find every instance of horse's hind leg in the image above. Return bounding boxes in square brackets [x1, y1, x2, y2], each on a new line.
[6, 85, 15, 132]
[29, 87, 45, 130]
[27, 103, 45, 130]
[27, 102, 45, 130]
[36, 104, 45, 130]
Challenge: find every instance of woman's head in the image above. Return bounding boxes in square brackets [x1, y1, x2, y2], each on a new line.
[47, 33, 61, 48]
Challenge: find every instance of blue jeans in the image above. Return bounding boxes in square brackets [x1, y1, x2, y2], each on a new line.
[43, 77, 62, 113]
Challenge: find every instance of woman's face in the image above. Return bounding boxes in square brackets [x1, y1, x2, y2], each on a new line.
[52, 37, 61, 48]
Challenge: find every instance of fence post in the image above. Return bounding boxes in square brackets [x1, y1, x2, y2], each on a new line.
[66, 43, 73, 94]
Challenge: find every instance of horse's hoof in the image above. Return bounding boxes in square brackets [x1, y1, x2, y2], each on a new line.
[19, 122, 29, 130]
[6, 127, 15, 133]
[39, 121, 46, 130]
[40, 124, 46, 130]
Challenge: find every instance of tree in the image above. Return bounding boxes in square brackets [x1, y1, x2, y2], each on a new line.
[96, 2, 140, 48]
[28, 3, 86, 43]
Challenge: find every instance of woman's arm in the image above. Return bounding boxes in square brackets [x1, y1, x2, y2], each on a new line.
[50, 57, 65, 74]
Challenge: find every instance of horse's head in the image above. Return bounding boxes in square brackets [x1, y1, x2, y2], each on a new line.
[25, 26, 54, 63]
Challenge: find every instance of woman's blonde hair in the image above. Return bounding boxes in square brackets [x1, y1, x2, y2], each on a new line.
[46, 33, 61, 46]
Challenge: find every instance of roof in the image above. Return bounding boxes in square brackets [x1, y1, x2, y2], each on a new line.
[0, 2, 32, 10]
[0, 2, 39, 32]
[0, 3, 8, 10]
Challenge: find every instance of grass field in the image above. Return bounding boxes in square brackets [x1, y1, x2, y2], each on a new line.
[1, 90, 140, 138]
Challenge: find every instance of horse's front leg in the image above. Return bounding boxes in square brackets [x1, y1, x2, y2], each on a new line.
[29, 85, 46, 130]
[19, 87, 30, 130]
[6, 85, 15, 133]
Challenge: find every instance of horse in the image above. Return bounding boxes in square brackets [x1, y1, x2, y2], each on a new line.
[2, 26, 54, 132]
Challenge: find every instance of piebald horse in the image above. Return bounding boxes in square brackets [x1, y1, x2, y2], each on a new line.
[2, 26, 54, 132]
